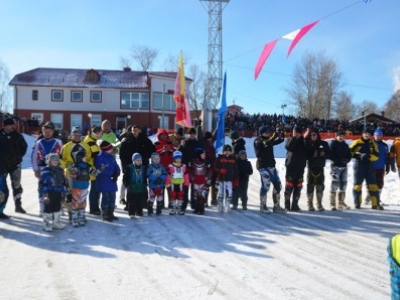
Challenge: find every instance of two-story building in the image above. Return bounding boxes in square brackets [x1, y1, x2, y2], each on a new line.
[9, 67, 190, 133]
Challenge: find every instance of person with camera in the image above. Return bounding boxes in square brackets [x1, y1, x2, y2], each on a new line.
[349, 129, 382, 209]
[253, 125, 286, 213]
[304, 128, 330, 211]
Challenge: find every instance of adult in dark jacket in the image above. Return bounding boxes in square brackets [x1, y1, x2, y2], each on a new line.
[253, 125, 286, 213]
[0, 135, 10, 218]
[329, 130, 352, 210]
[230, 131, 246, 158]
[202, 131, 217, 205]
[177, 127, 203, 211]
[119, 125, 156, 171]
[304, 128, 330, 211]
[284, 125, 307, 212]
[0, 118, 28, 214]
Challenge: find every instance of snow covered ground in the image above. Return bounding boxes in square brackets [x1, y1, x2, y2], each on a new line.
[1, 135, 399, 299]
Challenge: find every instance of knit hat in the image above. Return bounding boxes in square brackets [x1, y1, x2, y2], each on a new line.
[195, 147, 205, 158]
[294, 125, 304, 134]
[374, 127, 383, 136]
[336, 130, 346, 137]
[151, 152, 160, 163]
[176, 127, 184, 136]
[71, 126, 82, 135]
[99, 140, 113, 152]
[132, 153, 142, 162]
[238, 150, 247, 157]
[229, 131, 239, 140]
[42, 121, 55, 130]
[173, 150, 182, 160]
[258, 126, 270, 135]
[362, 129, 371, 134]
[188, 127, 196, 134]
[45, 153, 60, 165]
[73, 150, 86, 163]
[2, 118, 15, 126]
[223, 144, 233, 152]
[204, 131, 213, 140]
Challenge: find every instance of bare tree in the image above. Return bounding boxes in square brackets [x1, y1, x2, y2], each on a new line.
[0, 60, 11, 113]
[121, 45, 159, 71]
[383, 90, 400, 122]
[284, 51, 344, 119]
[162, 52, 191, 72]
[186, 64, 206, 119]
[332, 91, 355, 120]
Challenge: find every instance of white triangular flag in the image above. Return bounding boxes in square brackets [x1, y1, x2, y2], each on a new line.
[282, 29, 300, 40]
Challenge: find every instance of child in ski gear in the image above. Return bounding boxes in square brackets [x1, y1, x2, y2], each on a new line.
[95, 141, 121, 222]
[329, 130, 352, 210]
[188, 148, 212, 215]
[214, 144, 239, 213]
[39, 153, 68, 232]
[369, 127, 391, 205]
[284, 125, 307, 212]
[232, 150, 253, 210]
[304, 128, 330, 211]
[123, 153, 148, 218]
[253, 125, 286, 213]
[68, 150, 104, 227]
[147, 152, 167, 216]
[166, 151, 189, 215]
[349, 129, 382, 209]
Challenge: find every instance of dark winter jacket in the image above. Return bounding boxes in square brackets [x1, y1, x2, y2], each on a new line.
[304, 132, 330, 170]
[39, 165, 68, 197]
[0, 129, 27, 171]
[214, 154, 238, 182]
[285, 136, 307, 171]
[123, 164, 147, 193]
[95, 151, 120, 192]
[330, 139, 351, 167]
[253, 132, 284, 170]
[203, 139, 216, 167]
[178, 138, 203, 166]
[349, 137, 379, 164]
[236, 158, 253, 182]
[232, 137, 246, 158]
[119, 132, 156, 170]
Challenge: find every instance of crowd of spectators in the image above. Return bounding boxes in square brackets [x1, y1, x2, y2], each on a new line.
[225, 111, 400, 137]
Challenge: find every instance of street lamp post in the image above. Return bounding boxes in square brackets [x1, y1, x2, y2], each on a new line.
[88, 113, 92, 129]
[162, 83, 165, 129]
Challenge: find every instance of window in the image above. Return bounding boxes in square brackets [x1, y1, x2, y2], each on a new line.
[88, 114, 102, 127]
[71, 114, 82, 131]
[32, 90, 38, 101]
[121, 92, 149, 109]
[153, 92, 175, 111]
[71, 90, 83, 102]
[51, 113, 63, 130]
[31, 113, 43, 123]
[90, 91, 102, 103]
[51, 90, 63, 102]
[158, 116, 169, 129]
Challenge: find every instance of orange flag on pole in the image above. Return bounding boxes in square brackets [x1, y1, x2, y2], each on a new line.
[174, 52, 192, 127]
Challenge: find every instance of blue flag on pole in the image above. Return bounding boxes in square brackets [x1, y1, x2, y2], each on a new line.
[215, 71, 227, 154]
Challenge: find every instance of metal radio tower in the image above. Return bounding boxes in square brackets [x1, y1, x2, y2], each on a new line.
[200, 0, 230, 132]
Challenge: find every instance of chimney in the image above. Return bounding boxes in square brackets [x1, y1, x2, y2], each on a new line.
[123, 67, 131, 72]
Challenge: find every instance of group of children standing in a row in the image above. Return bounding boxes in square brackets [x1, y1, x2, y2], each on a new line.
[40, 139, 253, 232]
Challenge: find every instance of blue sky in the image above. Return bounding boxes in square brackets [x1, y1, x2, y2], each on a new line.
[0, 0, 399, 115]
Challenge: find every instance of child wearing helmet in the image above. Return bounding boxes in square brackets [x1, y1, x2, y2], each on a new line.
[214, 144, 239, 213]
[146, 152, 167, 215]
[39, 153, 68, 232]
[68, 149, 105, 227]
[165, 151, 190, 215]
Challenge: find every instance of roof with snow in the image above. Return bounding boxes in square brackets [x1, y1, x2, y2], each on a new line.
[9, 68, 180, 89]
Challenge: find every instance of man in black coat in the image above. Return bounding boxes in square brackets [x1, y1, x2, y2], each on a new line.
[0, 118, 28, 214]
[284, 125, 307, 212]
